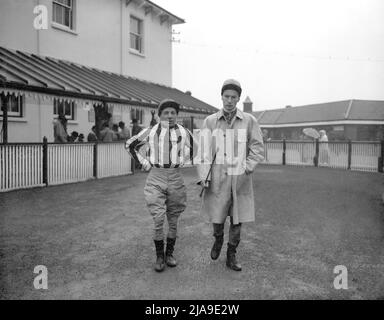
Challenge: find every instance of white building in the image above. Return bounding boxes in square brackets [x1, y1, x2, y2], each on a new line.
[0, 0, 216, 142]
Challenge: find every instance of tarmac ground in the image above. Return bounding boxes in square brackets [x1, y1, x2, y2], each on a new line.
[0, 165, 383, 299]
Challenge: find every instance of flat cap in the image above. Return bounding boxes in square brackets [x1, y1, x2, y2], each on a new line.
[221, 79, 242, 97]
[157, 99, 180, 116]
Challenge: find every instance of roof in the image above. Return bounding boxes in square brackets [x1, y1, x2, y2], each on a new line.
[243, 96, 252, 103]
[348, 100, 384, 120]
[0, 46, 216, 115]
[143, 0, 185, 24]
[253, 100, 384, 125]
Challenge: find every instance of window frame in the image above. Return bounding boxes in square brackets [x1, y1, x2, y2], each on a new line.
[130, 108, 144, 125]
[53, 99, 75, 120]
[0, 94, 23, 118]
[52, 0, 75, 30]
[130, 16, 144, 54]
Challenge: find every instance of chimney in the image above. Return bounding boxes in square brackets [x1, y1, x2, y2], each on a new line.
[185, 90, 192, 96]
[243, 96, 253, 113]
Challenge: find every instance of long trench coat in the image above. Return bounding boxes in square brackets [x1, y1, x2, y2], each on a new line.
[197, 108, 264, 224]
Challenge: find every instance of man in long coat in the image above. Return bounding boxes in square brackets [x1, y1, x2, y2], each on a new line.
[197, 79, 264, 271]
[53, 113, 68, 143]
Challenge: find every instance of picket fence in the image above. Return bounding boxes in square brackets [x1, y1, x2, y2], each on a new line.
[1, 139, 383, 193]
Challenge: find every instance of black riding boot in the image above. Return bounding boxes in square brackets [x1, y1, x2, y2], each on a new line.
[154, 240, 165, 272]
[226, 243, 242, 271]
[211, 235, 224, 260]
[165, 237, 177, 267]
[211, 223, 224, 260]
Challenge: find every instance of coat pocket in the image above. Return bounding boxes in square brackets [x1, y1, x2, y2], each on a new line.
[236, 174, 252, 195]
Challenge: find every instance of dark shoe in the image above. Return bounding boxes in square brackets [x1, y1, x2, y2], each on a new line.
[165, 237, 177, 267]
[210, 236, 224, 260]
[226, 243, 242, 271]
[154, 240, 165, 272]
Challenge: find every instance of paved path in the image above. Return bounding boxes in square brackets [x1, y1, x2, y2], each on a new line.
[0, 165, 383, 299]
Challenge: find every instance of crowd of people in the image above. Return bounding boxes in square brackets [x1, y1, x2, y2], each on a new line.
[53, 113, 142, 143]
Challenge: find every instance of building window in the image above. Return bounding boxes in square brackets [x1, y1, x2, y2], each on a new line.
[53, 0, 75, 30]
[130, 16, 143, 53]
[357, 125, 376, 141]
[130, 108, 143, 124]
[0, 94, 23, 117]
[54, 99, 75, 120]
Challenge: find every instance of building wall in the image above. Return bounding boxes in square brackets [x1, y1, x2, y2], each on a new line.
[0, 96, 96, 143]
[0, 0, 173, 85]
[0, 0, 38, 53]
[122, 1, 172, 86]
[0, 94, 207, 142]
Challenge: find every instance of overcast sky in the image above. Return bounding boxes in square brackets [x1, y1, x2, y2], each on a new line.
[155, 0, 384, 111]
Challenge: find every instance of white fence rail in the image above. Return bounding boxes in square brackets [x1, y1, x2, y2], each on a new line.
[351, 142, 381, 172]
[323, 142, 349, 170]
[97, 142, 132, 178]
[1, 140, 382, 193]
[47, 143, 94, 185]
[0, 144, 44, 192]
[285, 141, 316, 166]
[264, 140, 383, 172]
[263, 141, 283, 165]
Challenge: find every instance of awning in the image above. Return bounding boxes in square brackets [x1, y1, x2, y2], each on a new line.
[0, 46, 217, 119]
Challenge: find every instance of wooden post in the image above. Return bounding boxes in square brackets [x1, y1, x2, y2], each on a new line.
[314, 139, 319, 167]
[93, 141, 98, 178]
[282, 139, 286, 165]
[347, 140, 352, 170]
[131, 159, 136, 174]
[1, 97, 8, 143]
[42, 136, 48, 186]
[379, 140, 384, 173]
[191, 116, 194, 131]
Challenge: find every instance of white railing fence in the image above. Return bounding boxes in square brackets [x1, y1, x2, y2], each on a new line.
[263, 141, 284, 165]
[285, 141, 316, 166]
[1, 140, 382, 193]
[1, 141, 132, 193]
[47, 143, 94, 185]
[0, 144, 44, 192]
[322, 142, 349, 170]
[97, 142, 131, 178]
[351, 142, 381, 172]
[263, 140, 383, 173]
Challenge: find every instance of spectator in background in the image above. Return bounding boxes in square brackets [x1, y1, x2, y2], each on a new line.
[118, 121, 130, 140]
[53, 113, 68, 143]
[100, 122, 115, 142]
[78, 133, 84, 143]
[112, 124, 119, 141]
[106, 112, 113, 129]
[87, 126, 98, 142]
[132, 118, 142, 136]
[68, 131, 79, 143]
[262, 129, 271, 142]
[319, 129, 330, 165]
[150, 110, 158, 128]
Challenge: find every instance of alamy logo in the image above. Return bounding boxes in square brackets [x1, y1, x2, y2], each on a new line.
[33, 5, 48, 30]
[33, 265, 48, 289]
[194, 128, 247, 175]
[333, 265, 348, 290]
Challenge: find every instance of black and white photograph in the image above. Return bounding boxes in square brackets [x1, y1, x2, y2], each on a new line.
[0, 0, 384, 307]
